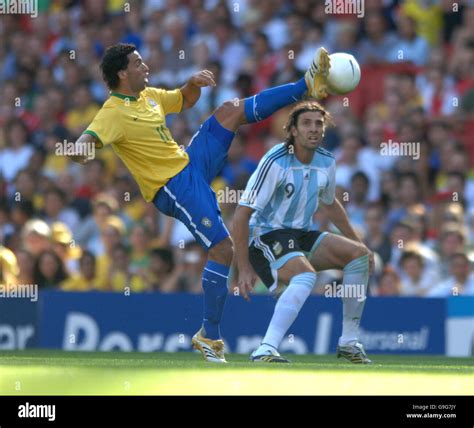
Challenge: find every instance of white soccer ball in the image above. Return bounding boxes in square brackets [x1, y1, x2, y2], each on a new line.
[327, 52, 361, 95]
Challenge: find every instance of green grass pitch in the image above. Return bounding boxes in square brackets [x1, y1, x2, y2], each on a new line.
[0, 350, 472, 395]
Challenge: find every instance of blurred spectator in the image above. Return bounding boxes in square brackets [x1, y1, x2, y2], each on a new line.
[405, 204, 429, 243]
[258, 2, 289, 51]
[417, 66, 459, 116]
[435, 146, 474, 210]
[398, 72, 423, 111]
[388, 13, 430, 66]
[21, 219, 51, 256]
[445, 173, 468, 209]
[346, 171, 370, 232]
[33, 249, 68, 289]
[76, 193, 119, 254]
[387, 219, 439, 274]
[0, 119, 34, 185]
[172, 242, 208, 293]
[56, 171, 91, 219]
[373, 266, 402, 297]
[42, 188, 80, 231]
[65, 83, 100, 139]
[364, 204, 391, 264]
[427, 119, 456, 167]
[14, 248, 35, 286]
[109, 243, 148, 292]
[441, 0, 465, 44]
[220, 134, 257, 187]
[12, 170, 37, 206]
[451, 4, 474, 52]
[401, 0, 443, 47]
[357, 11, 397, 65]
[61, 250, 98, 291]
[51, 222, 82, 275]
[333, 21, 358, 57]
[95, 215, 126, 290]
[398, 250, 437, 296]
[467, 209, 474, 251]
[385, 173, 423, 232]
[75, 159, 107, 200]
[246, 31, 279, 93]
[437, 223, 467, 279]
[147, 247, 179, 292]
[358, 118, 395, 201]
[109, 175, 143, 225]
[428, 253, 474, 297]
[334, 135, 362, 190]
[129, 223, 151, 274]
[211, 19, 248, 85]
[0, 202, 14, 244]
[161, 12, 194, 79]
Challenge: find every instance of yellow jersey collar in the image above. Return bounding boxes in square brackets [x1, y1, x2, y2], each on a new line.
[110, 92, 138, 101]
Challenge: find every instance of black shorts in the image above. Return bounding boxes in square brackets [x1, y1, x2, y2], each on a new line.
[248, 228, 328, 290]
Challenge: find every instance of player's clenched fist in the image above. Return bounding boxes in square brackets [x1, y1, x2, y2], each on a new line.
[188, 70, 216, 87]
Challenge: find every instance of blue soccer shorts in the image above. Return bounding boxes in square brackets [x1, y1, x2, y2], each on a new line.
[153, 115, 235, 249]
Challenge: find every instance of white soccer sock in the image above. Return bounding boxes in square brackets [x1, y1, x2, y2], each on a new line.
[260, 271, 317, 351]
[339, 255, 369, 346]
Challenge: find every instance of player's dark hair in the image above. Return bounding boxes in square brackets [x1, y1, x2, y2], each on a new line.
[100, 43, 136, 89]
[284, 100, 334, 148]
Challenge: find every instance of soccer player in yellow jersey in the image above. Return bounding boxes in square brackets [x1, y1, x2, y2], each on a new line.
[71, 43, 331, 362]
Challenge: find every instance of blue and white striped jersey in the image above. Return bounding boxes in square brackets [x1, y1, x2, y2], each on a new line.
[239, 143, 336, 243]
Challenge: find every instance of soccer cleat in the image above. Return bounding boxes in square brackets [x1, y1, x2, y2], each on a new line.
[250, 346, 290, 363]
[305, 46, 331, 100]
[336, 342, 372, 364]
[192, 327, 227, 363]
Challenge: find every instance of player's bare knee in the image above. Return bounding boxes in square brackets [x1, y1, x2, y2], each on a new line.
[289, 266, 315, 282]
[215, 101, 238, 116]
[350, 243, 369, 261]
[214, 100, 245, 131]
[208, 237, 234, 265]
[278, 258, 315, 284]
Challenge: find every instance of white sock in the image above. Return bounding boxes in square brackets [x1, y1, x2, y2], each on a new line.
[260, 271, 317, 351]
[339, 255, 369, 346]
[253, 343, 278, 356]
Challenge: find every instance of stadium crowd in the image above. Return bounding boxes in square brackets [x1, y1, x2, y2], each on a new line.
[1, 0, 474, 297]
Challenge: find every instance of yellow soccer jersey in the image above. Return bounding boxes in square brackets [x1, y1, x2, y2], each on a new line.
[83, 87, 189, 202]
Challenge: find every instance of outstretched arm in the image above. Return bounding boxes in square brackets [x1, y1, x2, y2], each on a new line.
[323, 198, 374, 272]
[180, 70, 216, 110]
[232, 204, 257, 301]
[323, 198, 360, 242]
[68, 133, 98, 165]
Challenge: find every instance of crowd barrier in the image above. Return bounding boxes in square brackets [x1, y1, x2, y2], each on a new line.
[1, 292, 472, 356]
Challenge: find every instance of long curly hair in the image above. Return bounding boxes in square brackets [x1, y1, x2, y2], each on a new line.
[284, 100, 334, 148]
